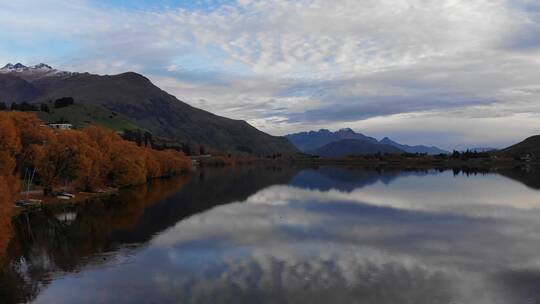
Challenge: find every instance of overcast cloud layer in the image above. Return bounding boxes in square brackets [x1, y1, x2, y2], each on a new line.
[1, 0, 540, 149]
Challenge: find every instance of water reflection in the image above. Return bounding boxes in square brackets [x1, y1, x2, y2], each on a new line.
[2, 166, 540, 303]
[0, 166, 296, 303]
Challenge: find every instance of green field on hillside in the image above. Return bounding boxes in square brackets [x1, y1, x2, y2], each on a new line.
[36, 103, 139, 132]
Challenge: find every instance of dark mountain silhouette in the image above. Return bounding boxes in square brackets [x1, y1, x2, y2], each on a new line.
[498, 136, 540, 159]
[286, 128, 378, 151]
[286, 128, 447, 155]
[0, 74, 41, 103]
[379, 137, 448, 154]
[0, 63, 297, 155]
[309, 138, 404, 157]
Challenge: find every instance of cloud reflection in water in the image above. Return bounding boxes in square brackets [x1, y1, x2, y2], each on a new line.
[34, 168, 540, 303]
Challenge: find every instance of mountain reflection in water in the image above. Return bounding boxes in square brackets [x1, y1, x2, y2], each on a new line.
[1, 166, 540, 303]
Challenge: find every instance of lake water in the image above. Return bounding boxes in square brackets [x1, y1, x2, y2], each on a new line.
[2, 166, 540, 303]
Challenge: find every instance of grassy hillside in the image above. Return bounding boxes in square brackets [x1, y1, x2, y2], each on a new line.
[2, 69, 298, 155]
[36, 103, 139, 132]
[29, 72, 298, 155]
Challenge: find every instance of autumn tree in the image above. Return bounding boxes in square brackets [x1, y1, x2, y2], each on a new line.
[144, 149, 162, 179]
[8, 112, 53, 149]
[109, 141, 147, 187]
[1, 113, 191, 195]
[0, 113, 21, 256]
[0, 113, 21, 176]
[29, 130, 109, 193]
[6, 113, 54, 183]
[57, 130, 107, 191]
[0, 175, 16, 258]
[83, 126, 119, 157]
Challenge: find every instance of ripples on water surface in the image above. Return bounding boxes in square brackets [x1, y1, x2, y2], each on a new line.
[2, 166, 540, 303]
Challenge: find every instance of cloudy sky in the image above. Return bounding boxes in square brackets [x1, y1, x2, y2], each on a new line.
[1, 0, 540, 149]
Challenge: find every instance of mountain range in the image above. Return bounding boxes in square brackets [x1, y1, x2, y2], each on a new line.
[286, 128, 448, 157]
[0, 63, 297, 156]
[3, 63, 538, 160]
[378, 137, 448, 154]
[310, 139, 405, 157]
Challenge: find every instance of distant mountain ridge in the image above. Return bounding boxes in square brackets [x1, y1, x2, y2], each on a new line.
[379, 137, 448, 155]
[309, 138, 404, 157]
[286, 128, 448, 155]
[285, 128, 378, 151]
[0, 63, 297, 156]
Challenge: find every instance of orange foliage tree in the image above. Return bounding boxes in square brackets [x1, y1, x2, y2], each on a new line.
[109, 140, 148, 187]
[83, 125, 191, 188]
[0, 113, 21, 175]
[0, 175, 16, 258]
[0, 112, 191, 195]
[0, 113, 22, 257]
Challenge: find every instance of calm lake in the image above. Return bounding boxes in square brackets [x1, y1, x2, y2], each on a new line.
[2, 166, 540, 303]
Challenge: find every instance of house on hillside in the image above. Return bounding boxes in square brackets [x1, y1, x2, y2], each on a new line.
[48, 123, 73, 130]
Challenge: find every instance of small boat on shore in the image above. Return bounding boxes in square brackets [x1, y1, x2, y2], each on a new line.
[58, 192, 76, 199]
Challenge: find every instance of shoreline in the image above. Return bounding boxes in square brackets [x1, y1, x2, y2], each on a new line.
[288, 155, 539, 169]
[13, 188, 118, 218]
[11, 158, 538, 217]
[12, 172, 191, 217]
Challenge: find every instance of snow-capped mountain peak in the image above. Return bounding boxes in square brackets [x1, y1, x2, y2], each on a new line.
[0, 62, 71, 79]
[33, 63, 53, 70]
[1, 62, 54, 72]
[1, 63, 27, 71]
